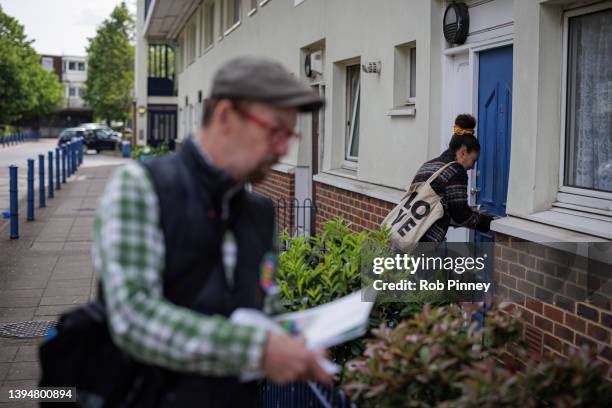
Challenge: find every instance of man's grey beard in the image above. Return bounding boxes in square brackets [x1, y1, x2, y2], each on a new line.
[246, 158, 278, 183]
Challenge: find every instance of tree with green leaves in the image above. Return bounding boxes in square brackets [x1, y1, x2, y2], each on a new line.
[0, 8, 63, 124]
[84, 2, 134, 124]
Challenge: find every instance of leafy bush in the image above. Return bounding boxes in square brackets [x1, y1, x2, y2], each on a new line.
[343, 304, 612, 408]
[277, 218, 387, 311]
[275, 219, 449, 365]
[131, 141, 170, 160]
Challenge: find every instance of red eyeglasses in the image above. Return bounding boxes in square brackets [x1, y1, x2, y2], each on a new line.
[233, 105, 301, 143]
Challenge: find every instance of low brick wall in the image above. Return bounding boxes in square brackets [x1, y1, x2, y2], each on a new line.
[252, 169, 295, 233]
[313, 182, 395, 234]
[494, 232, 612, 379]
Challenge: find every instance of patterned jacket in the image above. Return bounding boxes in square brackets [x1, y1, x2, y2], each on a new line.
[411, 149, 492, 242]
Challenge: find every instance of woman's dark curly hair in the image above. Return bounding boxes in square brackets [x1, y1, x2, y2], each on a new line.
[449, 113, 480, 153]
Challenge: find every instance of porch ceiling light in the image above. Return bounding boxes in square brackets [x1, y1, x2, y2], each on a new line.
[137, 105, 146, 116]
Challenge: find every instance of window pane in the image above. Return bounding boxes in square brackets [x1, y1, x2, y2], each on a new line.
[206, 4, 215, 47]
[69, 62, 76, 70]
[78, 62, 85, 71]
[233, 0, 241, 24]
[565, 8, 612, 193]
[409, 47, 417, 99]
[346, 64, 360, 160]
[350, 94, 360, 158]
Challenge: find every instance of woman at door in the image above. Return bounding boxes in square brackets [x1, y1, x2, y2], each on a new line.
[411, 114, 493, 242]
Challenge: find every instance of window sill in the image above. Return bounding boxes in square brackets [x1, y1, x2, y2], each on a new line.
[260, 0, 271, 6]
[248, 8, 257, 16]
[224, 21, 241, 36]
[327, 167, 357, 179]
[341, 160, 358, 172]
[491, 215, 611, 265]
[387, 106, 416, 117]
[491, 212, 612, 242]
[313, 172, 405, 205]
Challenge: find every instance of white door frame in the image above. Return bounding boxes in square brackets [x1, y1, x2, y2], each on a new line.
[441, 33, 514, 242]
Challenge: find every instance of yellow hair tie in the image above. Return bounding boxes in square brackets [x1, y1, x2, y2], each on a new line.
[453, 125, 475, 136]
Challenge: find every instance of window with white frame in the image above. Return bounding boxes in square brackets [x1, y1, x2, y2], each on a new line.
[41, 57, 53, 71]
[78, 62, 86, 71]
[224, 0, 241, 32]
[345, 64, 361, 162]
[186, 21, 197, 65]
[201, 2, 215, 51]
[68, 61, 76, 71]
[177, 34, 185, 73]
[561, 4, 612, 204]
[69, 87, 76, 97]
[393, 42, 417, 107]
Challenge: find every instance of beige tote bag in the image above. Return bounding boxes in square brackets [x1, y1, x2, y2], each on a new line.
[382, 162, 456, 253]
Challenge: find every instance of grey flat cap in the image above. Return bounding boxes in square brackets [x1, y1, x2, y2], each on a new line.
[210, 56, 324, 112]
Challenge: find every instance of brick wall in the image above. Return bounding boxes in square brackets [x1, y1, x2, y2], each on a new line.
[314, 182, 395, 234]
[252, 169, 295, 233]
[494, 232, 612, 379]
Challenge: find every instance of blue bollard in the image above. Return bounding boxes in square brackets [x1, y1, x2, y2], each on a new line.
[27, 159, 34, 221]
[71, 142, 76, 174]
[48, 151, 54, 198]
[38, 154, 46, 208]
[61, 145, 67, 183]
[76, 140, 80, 167]
[9, 165, 18, 239]
[77, 140, 81, 166]
[69, 142, 74, 175]
[66, 143, 71, 177]
[55, 147, 61, 190]
[72, 143, 77, 173]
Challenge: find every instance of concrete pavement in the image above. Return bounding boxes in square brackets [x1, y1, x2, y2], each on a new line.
[0, 151, 128, 407]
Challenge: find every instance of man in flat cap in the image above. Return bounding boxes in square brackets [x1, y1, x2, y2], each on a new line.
[93, 57, 329, 406]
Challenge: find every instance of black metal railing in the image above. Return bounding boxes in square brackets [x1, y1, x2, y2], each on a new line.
[260, 381, 357, 408]
[274, 198, 316, 238]
[148, 44, 176, 96]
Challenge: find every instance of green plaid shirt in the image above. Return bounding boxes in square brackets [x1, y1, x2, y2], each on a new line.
[92, 162, 268, 376]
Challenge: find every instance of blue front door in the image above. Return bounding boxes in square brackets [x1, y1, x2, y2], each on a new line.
[475, 46, 513, 242]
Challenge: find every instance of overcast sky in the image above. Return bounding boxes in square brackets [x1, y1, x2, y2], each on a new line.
[0, 0, 137, 56]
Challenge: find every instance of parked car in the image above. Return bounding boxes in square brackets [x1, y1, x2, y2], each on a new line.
[79, 123, 122, 140]
[83, 128, 119, 152]
[57, 127, 87, 146]
[58, 126, 118, 152]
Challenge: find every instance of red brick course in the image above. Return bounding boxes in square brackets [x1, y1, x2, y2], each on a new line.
[495, 232, 612, 379]
[313, 182, 395, 234]
[252, 169, 295, 233]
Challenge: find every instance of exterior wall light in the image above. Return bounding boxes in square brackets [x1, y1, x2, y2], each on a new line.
[361, 61, 381, 74]
[443, 2, 470, 45]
